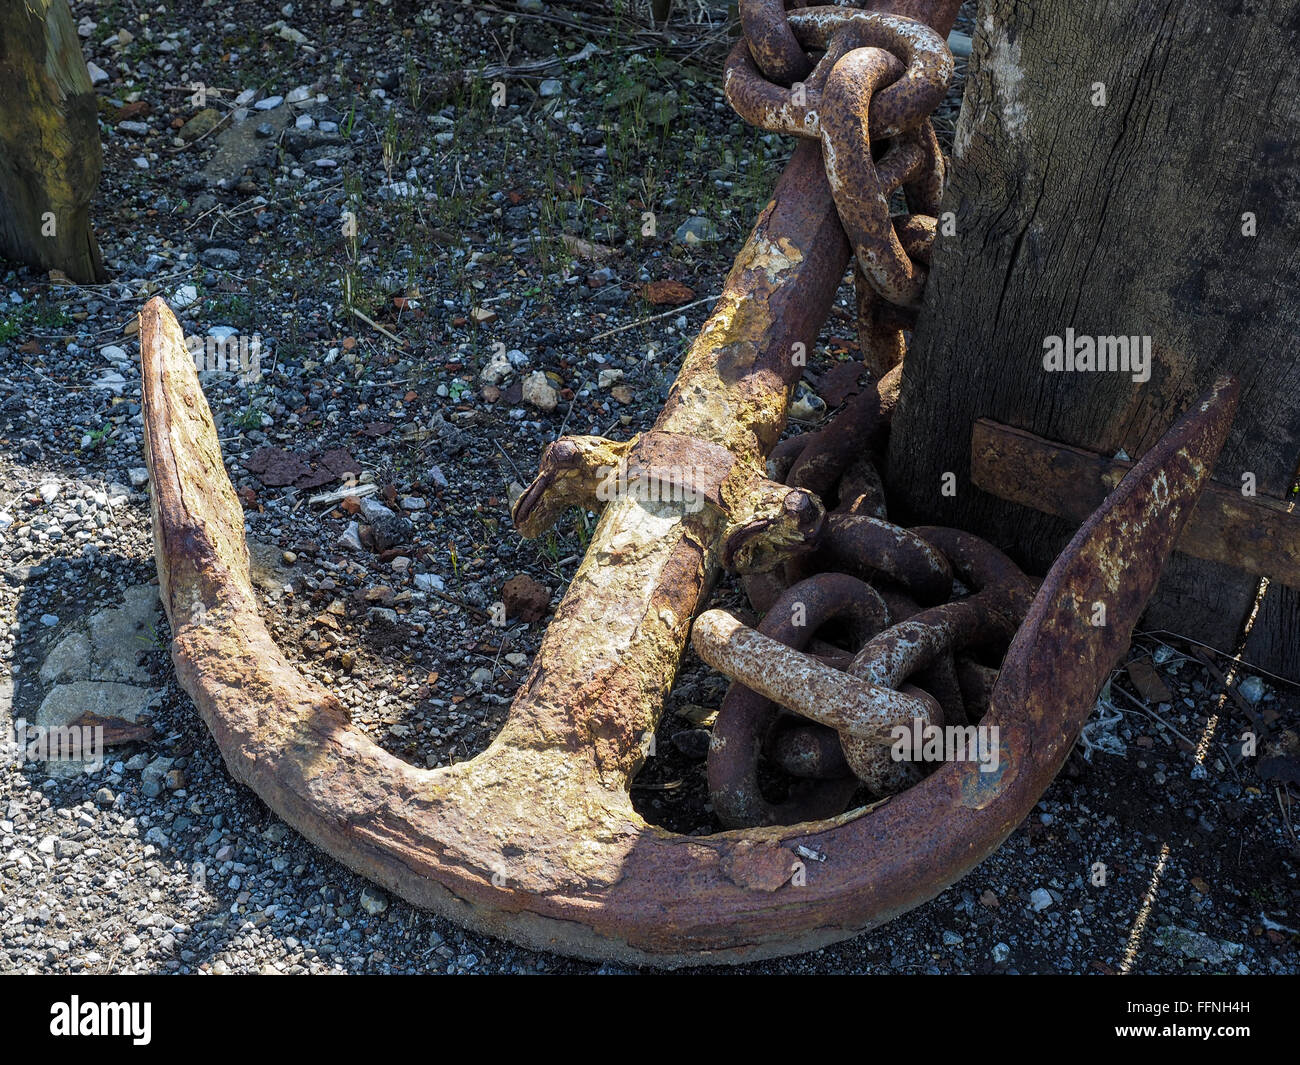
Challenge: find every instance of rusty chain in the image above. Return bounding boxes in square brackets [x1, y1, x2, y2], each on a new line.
[726, 2, 953, 373]
[694, 402, 1038, 827]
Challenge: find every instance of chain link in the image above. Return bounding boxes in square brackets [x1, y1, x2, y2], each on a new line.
[727, 4, 954, 353]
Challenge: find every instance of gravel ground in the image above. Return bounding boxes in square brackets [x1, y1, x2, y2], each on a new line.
[1, 0, 1296, 976]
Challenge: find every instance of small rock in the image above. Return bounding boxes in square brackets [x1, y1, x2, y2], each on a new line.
[338, 521, 363, 552]
[55, 838, 83, 859]
[1127, 658, 1173, 704]
[1237, 675, 1265, 704]
[992, 942, 1010, 964]
[200, 247, 240, 269]
[1156, 926, 1244, 965]
[178, 108, 221, 142]
[470, 666, 494, 687]
[122, 934, 141, 953]
[359, 885, 389, 915]
[597, 368, 624, 389]
[91, 370, 127, 394]
[40, 614, 59, 627]
[480, 349, 514, 385]
[86, 61, 109, 86]
[942, 930, 963, 947]
[521, 371, 558, 412]
[414, 572, 445, 594]
[172, 284, 199, 309]
[128, 467, 149, 487]
[788, 382, 826, 422]
[538, 79, 563, 98]
[1029, 887, 1054, 911]
[358, 497, 395, 523]
[674, 216, 722, 244]
[141, 757, 174, 788]
[255, 96, 284, 110]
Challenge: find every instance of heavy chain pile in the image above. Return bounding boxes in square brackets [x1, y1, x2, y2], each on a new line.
[693, 370, 1037, 827]
[689, 5, 1040, 828]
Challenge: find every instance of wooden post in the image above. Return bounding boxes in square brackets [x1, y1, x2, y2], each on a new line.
[886, 0, 1300, 679]
[0, 0, 106, 283]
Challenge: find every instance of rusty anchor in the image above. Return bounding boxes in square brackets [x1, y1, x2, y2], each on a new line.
[139, 288, 1236, 966]
[136, 0, 1242, 965]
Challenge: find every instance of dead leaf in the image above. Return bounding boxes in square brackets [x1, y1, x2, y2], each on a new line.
[245, 447, 311, 487]
[245, 446, 363, 490]
[561, 233, 619, 261]
[1127, 658, 1172, 704]
[320, 449, 361, 477]
[641, 279, 695, 305]
[116, 100, 152, 121]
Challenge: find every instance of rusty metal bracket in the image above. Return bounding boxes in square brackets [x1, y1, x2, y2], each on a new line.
[971, 417, 1300, 587]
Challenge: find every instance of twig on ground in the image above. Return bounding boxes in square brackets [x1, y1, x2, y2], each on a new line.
[588, 295, 717, 340]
